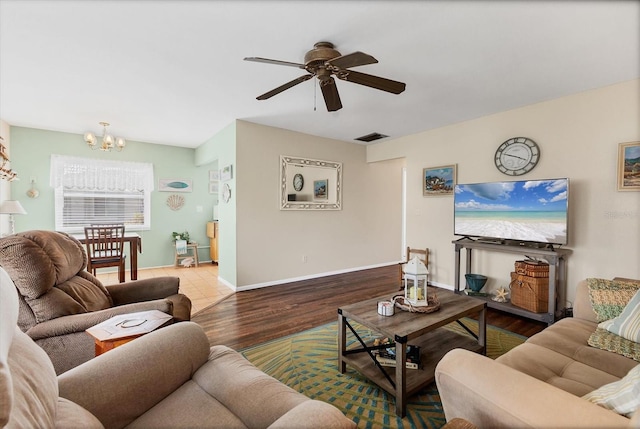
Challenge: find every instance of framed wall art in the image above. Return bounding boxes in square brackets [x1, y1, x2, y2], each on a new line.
[220, 165, 233, 181]
[423, 164, 456, 196]
[313, 179, 328, 200]
[158, 178, 193, 193]
[209, 170, 219, 181]
[617, 141, 640, 191]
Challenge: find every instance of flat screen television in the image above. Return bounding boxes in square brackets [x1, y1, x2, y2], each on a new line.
[454, 178, 569, 246]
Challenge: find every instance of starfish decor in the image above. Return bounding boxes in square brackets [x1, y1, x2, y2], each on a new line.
[492, 287, 509, 302]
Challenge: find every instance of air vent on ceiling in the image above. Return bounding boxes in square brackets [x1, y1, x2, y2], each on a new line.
[354, 132, 388, 142]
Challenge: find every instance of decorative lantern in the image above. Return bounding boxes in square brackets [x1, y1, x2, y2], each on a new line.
[403, 256, 429, 306]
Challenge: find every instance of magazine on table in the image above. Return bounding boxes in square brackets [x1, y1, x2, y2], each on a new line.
[372, 338, 421, 369]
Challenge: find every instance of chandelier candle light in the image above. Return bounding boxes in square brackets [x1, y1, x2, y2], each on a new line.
[84, 122, 126, 152]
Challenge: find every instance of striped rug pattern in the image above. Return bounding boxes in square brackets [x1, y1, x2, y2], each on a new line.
[240, 320, 525, 429]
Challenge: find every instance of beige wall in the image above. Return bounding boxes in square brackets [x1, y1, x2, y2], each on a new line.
[234, 120, 404, 289]
[368, 79, 640, 307]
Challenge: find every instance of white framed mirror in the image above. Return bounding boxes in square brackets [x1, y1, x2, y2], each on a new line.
[280, 156, 342, 210]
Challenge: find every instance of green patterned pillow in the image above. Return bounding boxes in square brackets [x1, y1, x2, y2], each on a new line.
[588, 328, 640, 362]
[583, 364, 640, 417]
[587, 278, 640, 323]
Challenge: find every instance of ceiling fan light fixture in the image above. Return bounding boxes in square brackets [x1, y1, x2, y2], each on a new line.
[245, 41, 406, 112]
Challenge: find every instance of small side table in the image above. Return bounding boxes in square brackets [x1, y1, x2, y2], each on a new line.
[86, 310, 173, 356]
[175, 242, 199, 267]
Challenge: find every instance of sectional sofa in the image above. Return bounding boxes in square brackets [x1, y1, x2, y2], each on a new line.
[435, 278, 639, 428]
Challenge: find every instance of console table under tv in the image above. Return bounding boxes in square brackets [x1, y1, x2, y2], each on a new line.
[453, 238, 571, 325]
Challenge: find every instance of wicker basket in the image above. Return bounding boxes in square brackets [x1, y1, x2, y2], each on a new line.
[514, 260, 549, 278]
[509, 272, 549, 313]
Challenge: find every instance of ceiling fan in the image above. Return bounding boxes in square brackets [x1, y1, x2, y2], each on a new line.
[244, 41, 406, 112]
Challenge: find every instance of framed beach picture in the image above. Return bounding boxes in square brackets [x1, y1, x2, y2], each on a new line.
[313, 179, 328, 200]
[617, 142, 640, 191]
[158, 178, 193, 193]
[423, 164, 456, 196]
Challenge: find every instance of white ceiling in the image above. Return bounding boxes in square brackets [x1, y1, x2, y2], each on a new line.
[1, 1, 638, 148]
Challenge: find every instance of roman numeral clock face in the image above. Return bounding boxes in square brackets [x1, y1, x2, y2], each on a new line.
[494, 137, 540, 176]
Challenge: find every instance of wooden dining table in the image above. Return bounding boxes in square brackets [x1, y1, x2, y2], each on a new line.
[73, 232, 142, 280]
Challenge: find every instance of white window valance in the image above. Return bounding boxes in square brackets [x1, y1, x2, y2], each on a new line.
[50, 155, 154, 192]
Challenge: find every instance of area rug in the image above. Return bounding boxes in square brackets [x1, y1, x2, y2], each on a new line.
[240, 319, 526, 429]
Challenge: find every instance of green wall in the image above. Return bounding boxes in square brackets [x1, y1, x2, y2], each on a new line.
[195, 121, 236, 286]
[10, 126, 218, 268]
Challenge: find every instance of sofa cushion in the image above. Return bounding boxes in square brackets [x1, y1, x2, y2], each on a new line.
[524, 317, 638, 379]
[55, 398, 103, 429]
[497, 317, 639, 396]
[5, 328, 59, 428]
[587, 278, 640, 322]
[600, 289, 640, 343]
[56, 275, 112, 312]
[583, 364, 640, 417]
[125, 380, 248, 429]
[497, 342, 620, 396]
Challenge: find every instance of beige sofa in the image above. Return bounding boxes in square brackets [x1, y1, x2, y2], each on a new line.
[0, 267, 356, 429]
[435, 279, 639, 428]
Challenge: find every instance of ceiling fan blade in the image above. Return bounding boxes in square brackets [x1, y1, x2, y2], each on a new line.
[244, 57, 305, 69]
[256, 75, 313, 100]
[326, 51, 377, 69]
[339, 70, 406, 94]
[320, 78, 342, 112]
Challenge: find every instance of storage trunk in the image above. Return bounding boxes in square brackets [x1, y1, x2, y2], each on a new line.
[510, 272, 549, 313]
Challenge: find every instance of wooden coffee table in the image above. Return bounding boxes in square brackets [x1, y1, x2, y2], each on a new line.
[338, 288, 486, 417]
[86, 310, 173, 356]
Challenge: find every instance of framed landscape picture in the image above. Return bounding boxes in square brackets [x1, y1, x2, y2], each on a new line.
[423, 164, 456, 196]
[313, 179, 328, 200]
[618, 142, 640, 191]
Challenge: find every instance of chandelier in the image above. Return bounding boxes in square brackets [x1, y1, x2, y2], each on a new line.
[0, 136, 18, 181]
[84, 122, 126, 152]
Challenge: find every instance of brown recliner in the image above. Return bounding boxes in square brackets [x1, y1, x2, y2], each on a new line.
[0, 230, 192, 374]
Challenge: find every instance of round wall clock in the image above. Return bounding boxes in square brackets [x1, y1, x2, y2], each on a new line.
[293, 173, 304, 191]
[494, 137, 540, 176]
[222, 183, 231, 203]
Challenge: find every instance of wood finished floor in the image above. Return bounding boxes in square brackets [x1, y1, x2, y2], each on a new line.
[100, 264, 547, 350]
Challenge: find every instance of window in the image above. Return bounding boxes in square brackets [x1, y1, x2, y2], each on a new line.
[50, 155, 154, 232]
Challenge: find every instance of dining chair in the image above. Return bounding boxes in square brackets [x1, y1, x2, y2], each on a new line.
[84, 224, 127, 283]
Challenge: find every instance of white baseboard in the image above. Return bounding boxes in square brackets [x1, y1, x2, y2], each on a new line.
[234, 261, 401, 292]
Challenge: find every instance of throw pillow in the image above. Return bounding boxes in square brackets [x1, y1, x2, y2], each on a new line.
[587, 278, 640, 323]
[599, 289, 640, 343]
[583, 364, 640, 417]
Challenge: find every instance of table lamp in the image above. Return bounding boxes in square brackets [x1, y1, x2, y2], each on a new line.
[0, 200, 27, 235]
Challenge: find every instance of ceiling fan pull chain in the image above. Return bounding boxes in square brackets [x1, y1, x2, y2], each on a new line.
[313, 80, 317, 111]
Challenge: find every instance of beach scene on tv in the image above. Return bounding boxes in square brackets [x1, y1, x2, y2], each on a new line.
[454, 179, 568, 244]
